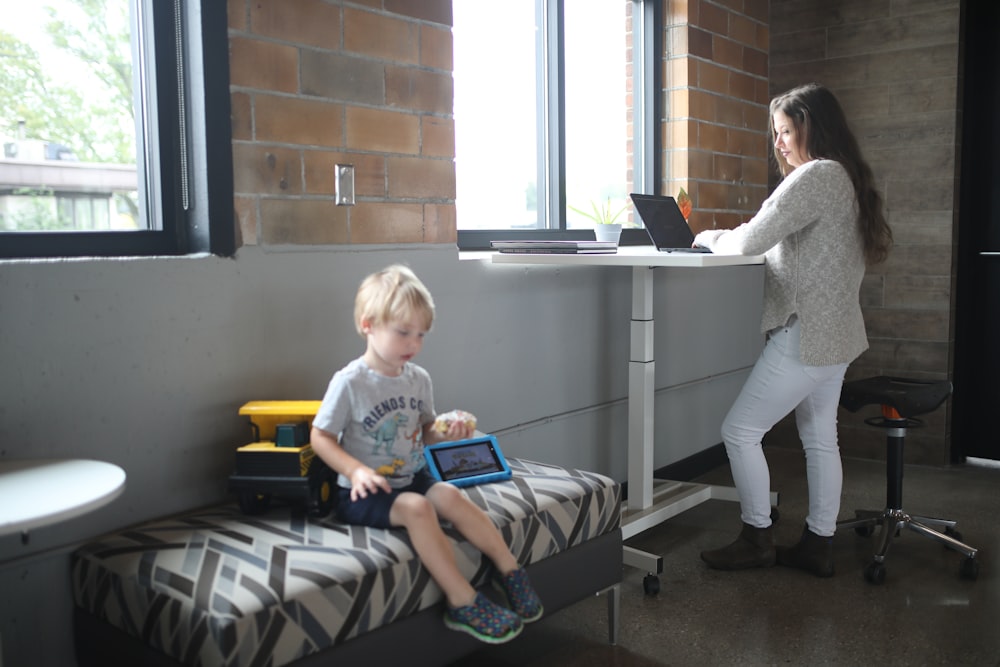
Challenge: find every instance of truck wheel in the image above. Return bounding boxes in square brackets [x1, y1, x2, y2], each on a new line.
[239, 490, 271, 515]
[309, 465, 336, 517]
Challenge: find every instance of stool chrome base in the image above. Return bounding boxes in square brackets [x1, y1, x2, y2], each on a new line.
[838, 508, 980, 584]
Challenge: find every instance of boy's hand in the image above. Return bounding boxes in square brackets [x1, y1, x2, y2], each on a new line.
[444, 420, 475, 441]
[349, 466, 391, 501]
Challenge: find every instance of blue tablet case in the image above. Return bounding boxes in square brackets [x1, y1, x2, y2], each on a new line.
[423, 435, 513, 487]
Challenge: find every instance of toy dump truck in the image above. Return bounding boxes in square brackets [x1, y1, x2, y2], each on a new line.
[228, 401, 335, 517]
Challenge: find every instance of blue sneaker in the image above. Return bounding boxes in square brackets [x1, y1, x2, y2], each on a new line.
[444, 592, 523, 644]
[495, 567, 544, 623]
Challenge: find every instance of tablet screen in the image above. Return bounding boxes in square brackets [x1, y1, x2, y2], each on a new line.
[428, 440, 503, 480]
[424, 436, 512, 486]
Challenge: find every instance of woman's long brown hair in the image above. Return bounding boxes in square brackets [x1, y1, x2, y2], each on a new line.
[769, 83, 893, 265]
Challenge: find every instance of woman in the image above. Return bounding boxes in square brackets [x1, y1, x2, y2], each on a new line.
[694, 83, 892, 577]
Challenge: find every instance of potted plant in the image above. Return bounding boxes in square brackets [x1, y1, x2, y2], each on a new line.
[569, 197, 629, 244]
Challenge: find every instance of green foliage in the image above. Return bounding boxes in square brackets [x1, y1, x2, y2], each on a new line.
[0, 0, 134, 163]
[568, 197, 629, 225]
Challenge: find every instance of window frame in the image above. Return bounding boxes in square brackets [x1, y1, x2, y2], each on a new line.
[0, 0, 234, 260]
[456, 0, 660, 250]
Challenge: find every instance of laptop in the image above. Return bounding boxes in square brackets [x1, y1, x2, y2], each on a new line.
[630, 193, 711, 253]
[490, 239, 618, 254]
[423, 435, 513, 487]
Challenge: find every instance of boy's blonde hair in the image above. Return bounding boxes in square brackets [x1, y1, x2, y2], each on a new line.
[354, 264, 435, 338]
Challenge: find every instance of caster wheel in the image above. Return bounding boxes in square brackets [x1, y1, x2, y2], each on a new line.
[642, 574, 660, 596]
[864, 561, 886, 585]
[945, 526, 964, 542]
[960, 557, 979, 581]
[854, 525, 875, 538]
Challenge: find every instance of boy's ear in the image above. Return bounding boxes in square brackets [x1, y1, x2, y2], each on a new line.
[359, 318, 373, 334]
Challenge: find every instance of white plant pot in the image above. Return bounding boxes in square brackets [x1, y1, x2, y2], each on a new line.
[594, 223, 622, 244]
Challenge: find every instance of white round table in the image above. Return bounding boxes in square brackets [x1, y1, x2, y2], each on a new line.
[0, 459, 126, 540]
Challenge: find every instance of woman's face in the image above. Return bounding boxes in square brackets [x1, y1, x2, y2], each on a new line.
[772, 110, 808, 168]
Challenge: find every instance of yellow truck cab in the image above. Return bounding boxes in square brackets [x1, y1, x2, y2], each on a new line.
[228, 401, 335, 516]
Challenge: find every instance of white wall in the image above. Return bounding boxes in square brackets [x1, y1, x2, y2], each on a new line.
[0, 245, 763, 666]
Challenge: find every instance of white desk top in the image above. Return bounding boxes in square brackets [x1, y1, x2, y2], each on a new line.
[0, 459, 126, 536]
[489, 245, 764, 267]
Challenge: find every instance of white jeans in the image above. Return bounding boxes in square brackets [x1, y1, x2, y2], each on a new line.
[721, 317, 848, 536]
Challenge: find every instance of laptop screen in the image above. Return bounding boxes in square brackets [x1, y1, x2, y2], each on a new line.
[630, 193, 698, 250]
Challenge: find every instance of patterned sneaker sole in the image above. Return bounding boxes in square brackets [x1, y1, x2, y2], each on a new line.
[443, 613, 523, 645]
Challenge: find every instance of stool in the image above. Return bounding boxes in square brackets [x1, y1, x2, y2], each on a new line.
[836, 376, 980, 584]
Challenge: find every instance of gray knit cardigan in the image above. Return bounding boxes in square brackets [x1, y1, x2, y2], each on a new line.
[695, 159, 868, 366]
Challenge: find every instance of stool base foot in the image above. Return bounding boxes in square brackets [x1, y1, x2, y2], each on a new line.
[838, 508, 978, 562]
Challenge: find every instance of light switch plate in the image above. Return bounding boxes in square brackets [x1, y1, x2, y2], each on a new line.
[335, 164, 355, 206]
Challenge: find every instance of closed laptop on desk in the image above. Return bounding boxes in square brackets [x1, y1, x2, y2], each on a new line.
[490, 239, 618, 254]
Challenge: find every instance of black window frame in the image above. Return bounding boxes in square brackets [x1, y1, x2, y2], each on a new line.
[0, 0, 234, 260]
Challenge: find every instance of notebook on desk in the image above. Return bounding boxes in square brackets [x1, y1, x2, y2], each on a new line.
[630, 193, 712, 253]
[491, 239, 619, 254]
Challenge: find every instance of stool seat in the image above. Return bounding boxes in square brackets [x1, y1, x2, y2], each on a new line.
[840, 376, 952, 417]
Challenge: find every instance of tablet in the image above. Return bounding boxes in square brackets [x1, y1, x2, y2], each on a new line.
[423, 435, 513, 487]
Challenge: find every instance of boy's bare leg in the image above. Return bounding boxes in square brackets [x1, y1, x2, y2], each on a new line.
[426, 483, 519, 575]
[390, 492, 479, 608]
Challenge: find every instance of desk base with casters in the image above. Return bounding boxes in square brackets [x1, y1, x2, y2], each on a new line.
[493, 249, 777, 595]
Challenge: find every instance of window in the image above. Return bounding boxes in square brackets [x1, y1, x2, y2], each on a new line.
[0, 0, 233, 259]
[454, 0, 659, 249]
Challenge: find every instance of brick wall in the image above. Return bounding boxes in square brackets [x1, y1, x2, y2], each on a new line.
[768, 0, 962, 464]
[663, 0, 771, 233]
[228, 0, 456, 247]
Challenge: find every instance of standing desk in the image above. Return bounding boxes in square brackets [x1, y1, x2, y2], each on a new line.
[492, 246, 775, 589]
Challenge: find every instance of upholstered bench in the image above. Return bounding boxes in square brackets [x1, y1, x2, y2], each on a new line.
[72, 458, 623, 667]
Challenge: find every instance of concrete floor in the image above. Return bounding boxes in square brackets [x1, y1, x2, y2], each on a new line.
[455, 447, 1000, 666]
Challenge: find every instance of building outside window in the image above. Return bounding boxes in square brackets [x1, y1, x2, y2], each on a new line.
[0, 0, 232, 259]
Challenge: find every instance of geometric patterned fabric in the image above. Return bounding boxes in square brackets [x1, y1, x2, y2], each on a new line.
[72, 458, 621, 667]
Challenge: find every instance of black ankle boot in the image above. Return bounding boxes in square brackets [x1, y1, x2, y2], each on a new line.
[776, 525, 834, 577]
[700, 523, 776, 570]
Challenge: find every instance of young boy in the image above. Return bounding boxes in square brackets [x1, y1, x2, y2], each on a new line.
[310, 264, 542, 644]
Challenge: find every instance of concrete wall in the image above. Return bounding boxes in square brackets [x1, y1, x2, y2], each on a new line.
[0, 246, 762, 666]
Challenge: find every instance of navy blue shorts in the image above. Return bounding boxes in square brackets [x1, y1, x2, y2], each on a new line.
[334, 469, 438, 529]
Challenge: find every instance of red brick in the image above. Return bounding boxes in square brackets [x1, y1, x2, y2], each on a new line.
[384, 0, 452, 26]
[386, 157, 456, 199]
[422, 116, 455, 158]
[234, 195, 257, 245]
[232, 143, 303, 195]
[423, 204, 457, 243]
[421, 24, 453, 70]
[260, 197, 349, 245]
[350, 202, 425, 243]
[345, 107, 421, 155]
[344, 8, 419, 65]
[229, 37, 298, 93]
[250, 0, 341, 49]
[230, 92, 252, 141]
[385, 66, 453, 115]
[255, 95, 344, 148]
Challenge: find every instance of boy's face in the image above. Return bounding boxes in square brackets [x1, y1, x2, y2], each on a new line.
[361, 315, 428, 376]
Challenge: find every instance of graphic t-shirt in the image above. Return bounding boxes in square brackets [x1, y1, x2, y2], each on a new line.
[313, 358, 436, 489]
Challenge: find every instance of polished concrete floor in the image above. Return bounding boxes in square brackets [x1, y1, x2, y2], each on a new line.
[455, 447, 1000, 666]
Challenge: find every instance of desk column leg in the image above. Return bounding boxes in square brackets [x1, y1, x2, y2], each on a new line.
[628, 266, 655, 511]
